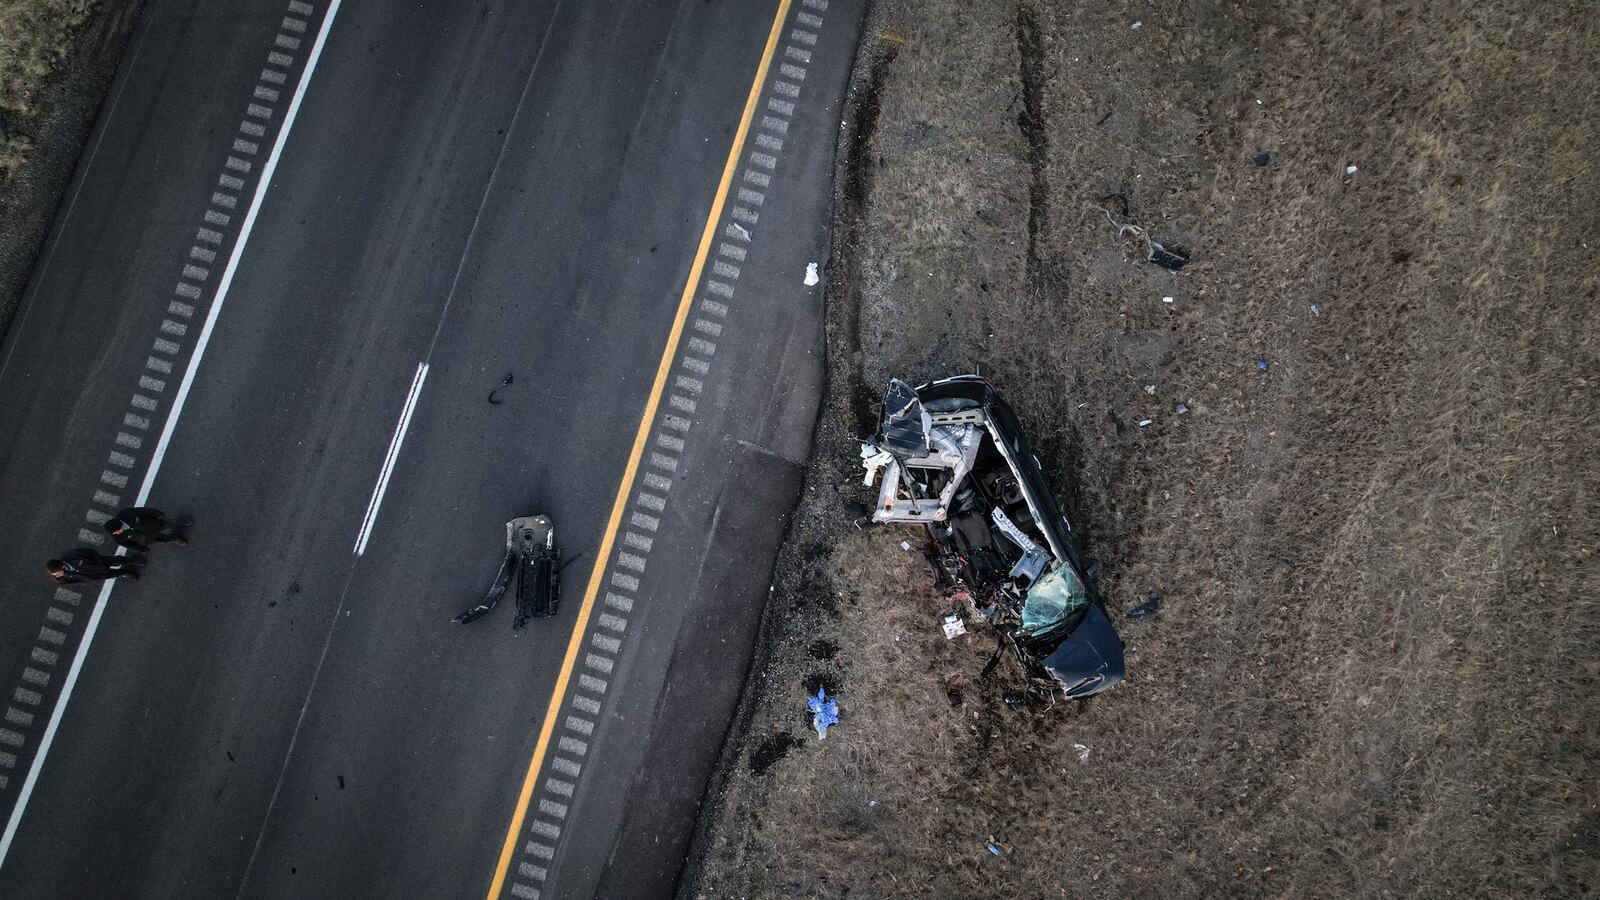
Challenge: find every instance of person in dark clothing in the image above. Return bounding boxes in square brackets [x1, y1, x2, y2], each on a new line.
[104, 507, 192, 551]
[46, 548, 145, 584]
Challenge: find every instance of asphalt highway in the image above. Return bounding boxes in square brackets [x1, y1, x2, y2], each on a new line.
[0, 0, 861, 896]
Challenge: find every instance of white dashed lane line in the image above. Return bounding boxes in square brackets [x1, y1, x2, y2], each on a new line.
[352, 362, 429, 557]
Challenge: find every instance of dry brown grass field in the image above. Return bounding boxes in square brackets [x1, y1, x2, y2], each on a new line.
[690, 1, 1598, 897]
[0, 0, 94, 174]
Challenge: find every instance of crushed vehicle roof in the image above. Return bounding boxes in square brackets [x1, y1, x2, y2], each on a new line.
[862, 375, 1124, 699]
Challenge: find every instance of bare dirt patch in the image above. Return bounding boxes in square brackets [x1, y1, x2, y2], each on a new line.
[689, 0, 1598, 897]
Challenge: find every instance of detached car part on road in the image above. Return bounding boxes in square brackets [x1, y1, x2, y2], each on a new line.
[861, 376, 1124, 699]
[452, 515, 561, 629]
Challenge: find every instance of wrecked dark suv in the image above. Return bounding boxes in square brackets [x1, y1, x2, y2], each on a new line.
[861, 375, 1124, 699]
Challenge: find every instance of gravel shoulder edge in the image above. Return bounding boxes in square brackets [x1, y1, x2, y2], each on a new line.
[672, 4, 889, 895]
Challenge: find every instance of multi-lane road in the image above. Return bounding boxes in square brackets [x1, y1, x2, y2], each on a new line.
[0, 0, 861, 895]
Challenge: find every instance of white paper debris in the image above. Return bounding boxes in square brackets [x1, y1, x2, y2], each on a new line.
[1073, 743, 1090, 763]
[804, 261, 820, 285]
[1345, 164, 1359, 175]
[941, 614, 966, 639]
[1162, 295, 1175, 303]
[1138, 418, 1153, 427]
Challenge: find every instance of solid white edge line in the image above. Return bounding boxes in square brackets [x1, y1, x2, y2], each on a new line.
[353, 362, 428, 556]
[0, 0, 346, 869]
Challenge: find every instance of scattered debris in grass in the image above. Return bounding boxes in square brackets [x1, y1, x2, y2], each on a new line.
[690, 0, 1597, 896]
[807, 689, 839, 739]
[1126, 595, 1162, 620]
[1147, 241, 1188, 270]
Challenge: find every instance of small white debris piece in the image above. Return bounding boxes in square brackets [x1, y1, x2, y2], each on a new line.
[1176, 402, 1189, 415]
[899, 540, 911, 551]
[941, 614, 966, 640]
[1144, 384, 1156, 395]
[1130, 20, 1142, 29]
[1161, 295, 1174, 304]
[1345, 164, 1359, 175]
[860, 444, 893, 485]
[1138, 418, 1153, 427]
[1073, 743, 1090, 763]
[804, 262, 820, 286]
[732, 223, 751, 240]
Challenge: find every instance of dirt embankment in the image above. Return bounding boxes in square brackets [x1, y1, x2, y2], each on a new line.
[0, 0, 144, 341]
[690, 1, 1598, 897]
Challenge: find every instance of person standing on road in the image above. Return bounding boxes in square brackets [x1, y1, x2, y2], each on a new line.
[46, 548, 145, 584]
[104, 507, 192, 551]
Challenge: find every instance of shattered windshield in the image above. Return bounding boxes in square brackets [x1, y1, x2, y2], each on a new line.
[1018, 563, 1089, 638]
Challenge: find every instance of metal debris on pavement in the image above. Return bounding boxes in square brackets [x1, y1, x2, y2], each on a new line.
[452, 515, 561, 629]
[487, 371, 514, 405]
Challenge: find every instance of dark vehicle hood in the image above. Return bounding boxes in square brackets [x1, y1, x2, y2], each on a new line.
[1039, 603, 1125, 698]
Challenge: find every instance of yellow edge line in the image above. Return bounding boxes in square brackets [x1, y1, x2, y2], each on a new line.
[485, 1, 795, 895]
